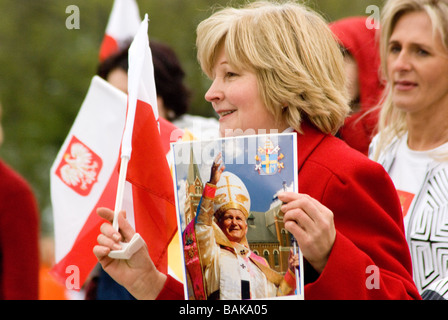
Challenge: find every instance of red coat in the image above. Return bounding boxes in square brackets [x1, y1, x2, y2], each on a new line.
[157, 122, 420, 300]
[0, 160, 39, 299]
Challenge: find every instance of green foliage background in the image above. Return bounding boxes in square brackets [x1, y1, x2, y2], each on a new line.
[0, 0, 383, 235]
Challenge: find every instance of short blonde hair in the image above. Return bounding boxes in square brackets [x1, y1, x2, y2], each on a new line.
[196, 1, 350, 135]
[373, 0, 448, 160]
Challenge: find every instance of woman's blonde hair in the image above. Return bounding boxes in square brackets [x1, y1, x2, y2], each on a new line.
[373, 0, 448, 160]
[196, 0, 350, 135]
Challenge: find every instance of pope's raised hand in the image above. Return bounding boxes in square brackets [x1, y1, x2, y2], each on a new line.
[209, 152, 225, 185]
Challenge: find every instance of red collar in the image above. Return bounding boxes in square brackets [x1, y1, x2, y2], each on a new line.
[295, 121, 327, 172]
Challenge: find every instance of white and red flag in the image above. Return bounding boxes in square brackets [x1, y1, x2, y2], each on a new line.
[113, 14, 179, 272]
[50, 76, 127, 287]
[99, 0, 141, 62]
[50, 16, 181, 288]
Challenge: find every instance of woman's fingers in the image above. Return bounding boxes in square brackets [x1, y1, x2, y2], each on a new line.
[93, 221, 120, 263]
[93, 244, 110, 260]
[100, 220, 121, 242]
[115, 210, 136, 242]
[96, 207, 135, 243]
[283, 207, 312, 229]
[97, 232, 122, 251]
[279, 191, 335, 238]
[277, 191, 298, 204]
[278, 192, 335, 274]
[97, 207, 115, 222]
[279, 193, 320, 221]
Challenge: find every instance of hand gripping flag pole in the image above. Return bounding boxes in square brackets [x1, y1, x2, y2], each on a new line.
[109, 155, 145, 260]
[108, 14, 152, 260]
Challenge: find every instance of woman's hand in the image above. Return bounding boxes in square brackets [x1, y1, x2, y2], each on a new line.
[93, 207, 167, 299]
[278, 192, 336, 274]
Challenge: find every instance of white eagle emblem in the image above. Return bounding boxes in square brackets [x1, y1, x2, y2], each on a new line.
[56, 136, 102, 196]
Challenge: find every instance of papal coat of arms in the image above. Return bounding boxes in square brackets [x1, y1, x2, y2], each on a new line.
[55, 135, 103, 196]
[254, 139, 284, 175]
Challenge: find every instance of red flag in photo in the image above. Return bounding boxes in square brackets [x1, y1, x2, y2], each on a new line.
[99, 0, 141, 62]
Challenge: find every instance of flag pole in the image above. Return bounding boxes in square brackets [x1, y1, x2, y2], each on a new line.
[107, 13, 148, 260]
[112, 155, 129, 231]
[109, 154, 145, 260]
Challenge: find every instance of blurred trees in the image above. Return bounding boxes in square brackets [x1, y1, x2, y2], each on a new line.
[0, 0, 383, 235]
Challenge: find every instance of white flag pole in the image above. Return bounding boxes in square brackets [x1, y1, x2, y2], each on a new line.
[108, 14, 150, 260]
[112, 156, 129, 231]
[111, 14, 148, 230]
[109, 154, 144, 260]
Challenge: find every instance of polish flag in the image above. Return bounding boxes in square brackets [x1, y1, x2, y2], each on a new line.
[50, 76, 127, 287]
[51, 13, 182, 290]
[50, 76, 180, 289]
[99, 0, 141, 62]
[116, 14, 179, 274]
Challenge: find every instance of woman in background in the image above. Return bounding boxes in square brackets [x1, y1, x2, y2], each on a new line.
[370, 0, 448, 300]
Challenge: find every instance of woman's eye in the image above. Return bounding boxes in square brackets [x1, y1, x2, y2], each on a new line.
[389, 45, 401, 54]
[417, 48, 429, 56]
[225, 72, 238, 78]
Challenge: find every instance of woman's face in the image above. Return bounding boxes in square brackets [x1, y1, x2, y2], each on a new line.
[343, 53, 360, 111]
[107, 68, 128, 93]
[205, 45, 288, 137]
[107, 68, 168, 120]
[387, 11, 448, 116]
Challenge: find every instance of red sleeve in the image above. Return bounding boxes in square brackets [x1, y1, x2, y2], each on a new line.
[301, 155, 420, 300]
[203, 183, 217, 199]
[155, 275, 185, 300]
[0, 163, 40, 300]
[284, 269, 296, 291]
[305, 231, 419, 299]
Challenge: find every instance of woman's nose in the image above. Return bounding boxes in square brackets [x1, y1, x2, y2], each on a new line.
[392, 51, 412, 73]
[205, 79, 224, 102]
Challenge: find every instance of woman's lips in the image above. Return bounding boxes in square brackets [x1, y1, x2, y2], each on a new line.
[217, 109, 236, 119]
[394, 80, 417, 91]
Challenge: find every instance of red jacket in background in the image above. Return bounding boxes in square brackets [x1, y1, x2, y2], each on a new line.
[330, 17, 384, 155]
[0, 160, 39, 299]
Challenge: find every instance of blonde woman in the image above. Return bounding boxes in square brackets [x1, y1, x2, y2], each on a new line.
[370, 0, 448, 299]
[95, 1, 420, 300]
